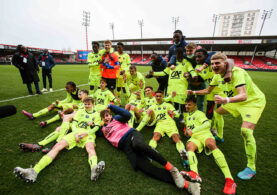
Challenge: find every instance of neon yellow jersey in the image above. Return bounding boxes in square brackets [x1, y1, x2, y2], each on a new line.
[149, 102, 177, 125]
[115, 52, 131, 72]
[89, 89, 115, 110]
[185, 110, 210, 136]
[72, 108, 101, 134]
[144, 96, 156, 110]
[153, 59, 196, 95]
[195, 64, 214, 85]
[87, 51, 103, 76]
[210, 66, 265, 105]
[126, 72, 145, 93]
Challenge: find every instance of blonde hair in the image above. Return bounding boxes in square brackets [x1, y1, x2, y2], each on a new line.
[185, 42, 197, 49]
[104, 40, 112, 45]
[211, 52, 227, 61]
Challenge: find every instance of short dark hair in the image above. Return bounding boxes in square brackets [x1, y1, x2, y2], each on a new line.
[195, 48, 208, 56]
[130, 65, 136, 70]
[117, 42, 124, 47]
[92, 41, 100, 47]
[83, 97, 94, 104]
[155, 90, 163, 95]
[66, 81, 76, 89]
[100, 78, 107, 84]
[145, 86, 153, 90]
[79, 89, 89, 95]
[151, 52, 158, 56]
[174, 30, 183, 35]
[100, 109, 111, 118]
[185, 96, 197, 104]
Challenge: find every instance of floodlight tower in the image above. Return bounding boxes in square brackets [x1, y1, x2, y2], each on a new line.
[110, 22, 115, 40]
[138, 19, 144, 61]
[211, 14, 220, 51]
[172, 17, 179, 31]
[251, 9, 274, 64]
[82, 11, 90, 50]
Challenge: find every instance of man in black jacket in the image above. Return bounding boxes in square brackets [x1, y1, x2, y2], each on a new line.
[12, 45, 41, 95]
[146, 53, 168, 92]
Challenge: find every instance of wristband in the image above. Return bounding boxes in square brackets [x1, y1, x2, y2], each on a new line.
[226, 97, 230, 103]
[193, 91, 196, 95]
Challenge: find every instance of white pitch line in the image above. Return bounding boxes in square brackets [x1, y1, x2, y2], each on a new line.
[0, 70, 150, 103]
[0, 83, 88, 103]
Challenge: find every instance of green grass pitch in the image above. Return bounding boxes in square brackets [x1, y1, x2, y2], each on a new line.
[0, 65, 277, 194]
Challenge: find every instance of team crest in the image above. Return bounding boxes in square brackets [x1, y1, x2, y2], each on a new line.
[158, 107, 161, 110]
[163, 107, 166, 110]
[188, 117, 191, 120]
[193, 116, 195, 120]
[204, 71, 206, 74]
[86, 115, 89, 118]
[246, 114, 251, 118]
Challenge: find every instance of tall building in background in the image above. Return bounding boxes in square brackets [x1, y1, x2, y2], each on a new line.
[218, 10, 260, 37]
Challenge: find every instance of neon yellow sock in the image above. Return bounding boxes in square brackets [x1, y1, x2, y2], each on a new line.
[188, 151, 198, 173]
[88, 155, 98, 170]
[46, 114, 60, 125]
[136, 114, 150, 131]
[56, 122, 70, 142]
[33, 155, 53, 174]
[176, 141, 185, 153]
[149, 139, 157, 149]
[33, 108, 49, 118]
[212, 148, 233, 179]
[241, 127, 256, 171]
[38, 131, 59, 146]
[214, 111, 224, 139]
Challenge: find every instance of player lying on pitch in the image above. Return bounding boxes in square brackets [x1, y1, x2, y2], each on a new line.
[14, 97, 105, 182]
[22, 81, 81, 127]
[96, 105, 200, 195]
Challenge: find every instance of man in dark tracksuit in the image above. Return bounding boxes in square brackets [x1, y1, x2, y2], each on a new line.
[12, 45, 41, 95]
[37, 49, 55, 92]
[146, 53, 168, 92]
[97, 105, 201, 194]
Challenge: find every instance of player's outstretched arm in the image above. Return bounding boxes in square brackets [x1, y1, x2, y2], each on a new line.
[187, 85, 214, 95]
[108, 104, 132, 123]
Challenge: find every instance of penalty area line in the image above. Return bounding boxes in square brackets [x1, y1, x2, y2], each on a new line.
[0, 83, 88, 103]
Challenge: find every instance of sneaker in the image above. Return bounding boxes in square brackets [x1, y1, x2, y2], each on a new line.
[22, 110, 34, 120]
[19, 143, 42, 152]
[91, 161, 105, 181]
[187, 181, 201, 195]
[49, 88, 53, 92]
[40, 121, 47, 128]
[58, 111, 64, 120]
[223, 178, 237, 194]
[215, 136, 224, 143]
[180, 170, 202, 183]
[169, 167, 186, 189]
[237, 167, 256, 180]
[41, 88, 48, 92]
[29, 92, 34, 95]
[36, 91, 42, 95]
[13, 167, 37, 183]
[180, 149, 189, 169]
[211, 128, 218, 137]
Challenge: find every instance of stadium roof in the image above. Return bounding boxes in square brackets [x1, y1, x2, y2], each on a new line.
[99, 35, 277, 52]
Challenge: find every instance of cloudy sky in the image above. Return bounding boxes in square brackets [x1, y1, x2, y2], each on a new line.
[0, 0, 276, 51]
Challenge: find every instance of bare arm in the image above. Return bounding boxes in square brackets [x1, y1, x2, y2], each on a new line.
[187, 85, 215, 95]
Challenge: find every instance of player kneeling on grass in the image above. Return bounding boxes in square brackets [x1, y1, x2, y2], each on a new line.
[97, 105, 200, 194]
[19, 90, 90, 154]
[14, 97, 105, 182]
[187, 52, 266, 180]
[182, 96, 236, 195]
[22, 81, 81, 127]
[136, 90, 188, 166]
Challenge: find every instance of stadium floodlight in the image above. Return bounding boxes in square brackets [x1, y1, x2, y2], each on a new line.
[82, 11, 91, 50]
[109, 22, 115, 40]
[212, 14, 220, 37]
[250, 9, 274, 64]
[138, 19, 144, 61]
[172, 17, 179, 31]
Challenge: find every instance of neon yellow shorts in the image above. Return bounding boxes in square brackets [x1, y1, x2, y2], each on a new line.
[154, 122, 179, 137]
[221, 99, 266, 124]
[89, 75, 101, 86]
[63, 132, 96, 150]
[188, 131, 214, 155]
[116, 77, 124, 87]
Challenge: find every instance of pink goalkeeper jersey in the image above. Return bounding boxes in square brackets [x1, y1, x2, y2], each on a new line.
[102, 119, 131, 148]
